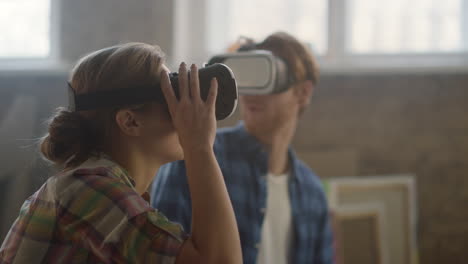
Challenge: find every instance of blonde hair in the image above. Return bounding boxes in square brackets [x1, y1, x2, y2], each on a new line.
[40, 43, 166, 169]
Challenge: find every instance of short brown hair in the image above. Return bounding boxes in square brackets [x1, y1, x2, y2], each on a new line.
[237, 31, 319, 86]
[235, 32, 319, 115]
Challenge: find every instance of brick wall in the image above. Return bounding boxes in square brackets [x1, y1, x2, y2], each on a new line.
[221, 73, 468, 264]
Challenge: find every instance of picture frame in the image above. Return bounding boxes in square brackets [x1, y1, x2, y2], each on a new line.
[333, 203, 387, 264]
[325, 175, 417, 264]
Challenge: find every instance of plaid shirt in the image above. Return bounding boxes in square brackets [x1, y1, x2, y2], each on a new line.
[152, 123, 335, 264]
[0, 156, 186, 264]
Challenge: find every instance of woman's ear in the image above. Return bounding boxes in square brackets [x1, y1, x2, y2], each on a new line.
[115, 109, 142, 136]
[295, 80, 314, 108]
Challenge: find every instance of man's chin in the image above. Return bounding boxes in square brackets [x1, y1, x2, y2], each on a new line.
[244, 115, 266, 126]
[244, 119, 273, 135]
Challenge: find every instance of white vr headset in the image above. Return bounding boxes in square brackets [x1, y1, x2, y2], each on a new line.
[207, 50, 292, 95]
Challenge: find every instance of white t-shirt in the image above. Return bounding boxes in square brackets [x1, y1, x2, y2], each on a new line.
[256, 172, 292, 264]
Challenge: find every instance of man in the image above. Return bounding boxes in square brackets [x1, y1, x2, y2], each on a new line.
[151, 32, 334, 264]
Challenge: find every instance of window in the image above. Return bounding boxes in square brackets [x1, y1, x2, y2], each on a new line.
[348, 0, 466, 54]
[0, 0, 51, 58]
[198, 0, 468, 71]
[207, 0, 327, 55]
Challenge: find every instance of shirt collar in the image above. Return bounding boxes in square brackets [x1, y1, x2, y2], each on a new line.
[73, 154, 153, 202]
[232, 122, 303, 183]
[74, 154, 137, 189]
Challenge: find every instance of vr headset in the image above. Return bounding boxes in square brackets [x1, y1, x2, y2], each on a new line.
[206, 50, 292, 95]
[68, 51, 289, 121]
[68, 63, 238, 120]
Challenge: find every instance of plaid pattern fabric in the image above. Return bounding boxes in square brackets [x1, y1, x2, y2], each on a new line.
[0, 156, 187, 264]
[152, 122, 335, 264]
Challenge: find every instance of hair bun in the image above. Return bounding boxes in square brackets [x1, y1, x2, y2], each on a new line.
[40, 108, 95, 167]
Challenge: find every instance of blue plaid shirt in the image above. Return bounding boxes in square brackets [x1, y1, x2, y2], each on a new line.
[151, 123, 334, 264]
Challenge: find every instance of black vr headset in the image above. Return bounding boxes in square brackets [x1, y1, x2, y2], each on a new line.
[68, 63, 238, 120]
[68, 51, 290, 121]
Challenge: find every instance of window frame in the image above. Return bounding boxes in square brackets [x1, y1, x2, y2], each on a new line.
[175, 0, 468, 73]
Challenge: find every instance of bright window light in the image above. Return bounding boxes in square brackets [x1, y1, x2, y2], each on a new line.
[348, 0, 465, 53]
[208, 0, 327, 55]
[0, 0, 51, 58]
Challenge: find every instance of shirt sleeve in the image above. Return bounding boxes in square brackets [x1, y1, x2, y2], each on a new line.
[151, 161, 193, 233]
[0, 193, 58, 264]
[59, 172, 187, 263]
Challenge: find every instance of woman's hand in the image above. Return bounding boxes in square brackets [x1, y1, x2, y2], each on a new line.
[160, 63, 218, 153]
[161, 63, 242, 264]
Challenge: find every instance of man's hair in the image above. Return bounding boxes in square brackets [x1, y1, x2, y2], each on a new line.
[235, 32, 319, 115]
[237, 32, 319, 86]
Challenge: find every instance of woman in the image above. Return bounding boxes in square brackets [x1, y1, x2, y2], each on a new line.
[0, 43, 242, 263]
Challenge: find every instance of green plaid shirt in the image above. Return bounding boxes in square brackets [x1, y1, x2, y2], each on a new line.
[0, 156, 187, 263]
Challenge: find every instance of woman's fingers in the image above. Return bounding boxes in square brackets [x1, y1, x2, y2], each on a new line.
[190, 64, 201, 102]
[165, 63, 217, 117]
[178, 62, 189, 101]
[206, 77, 218, 110]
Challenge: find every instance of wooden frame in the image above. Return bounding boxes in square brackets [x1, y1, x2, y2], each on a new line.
[326, 175, 417, 264]
[333, 203, 386, 264]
